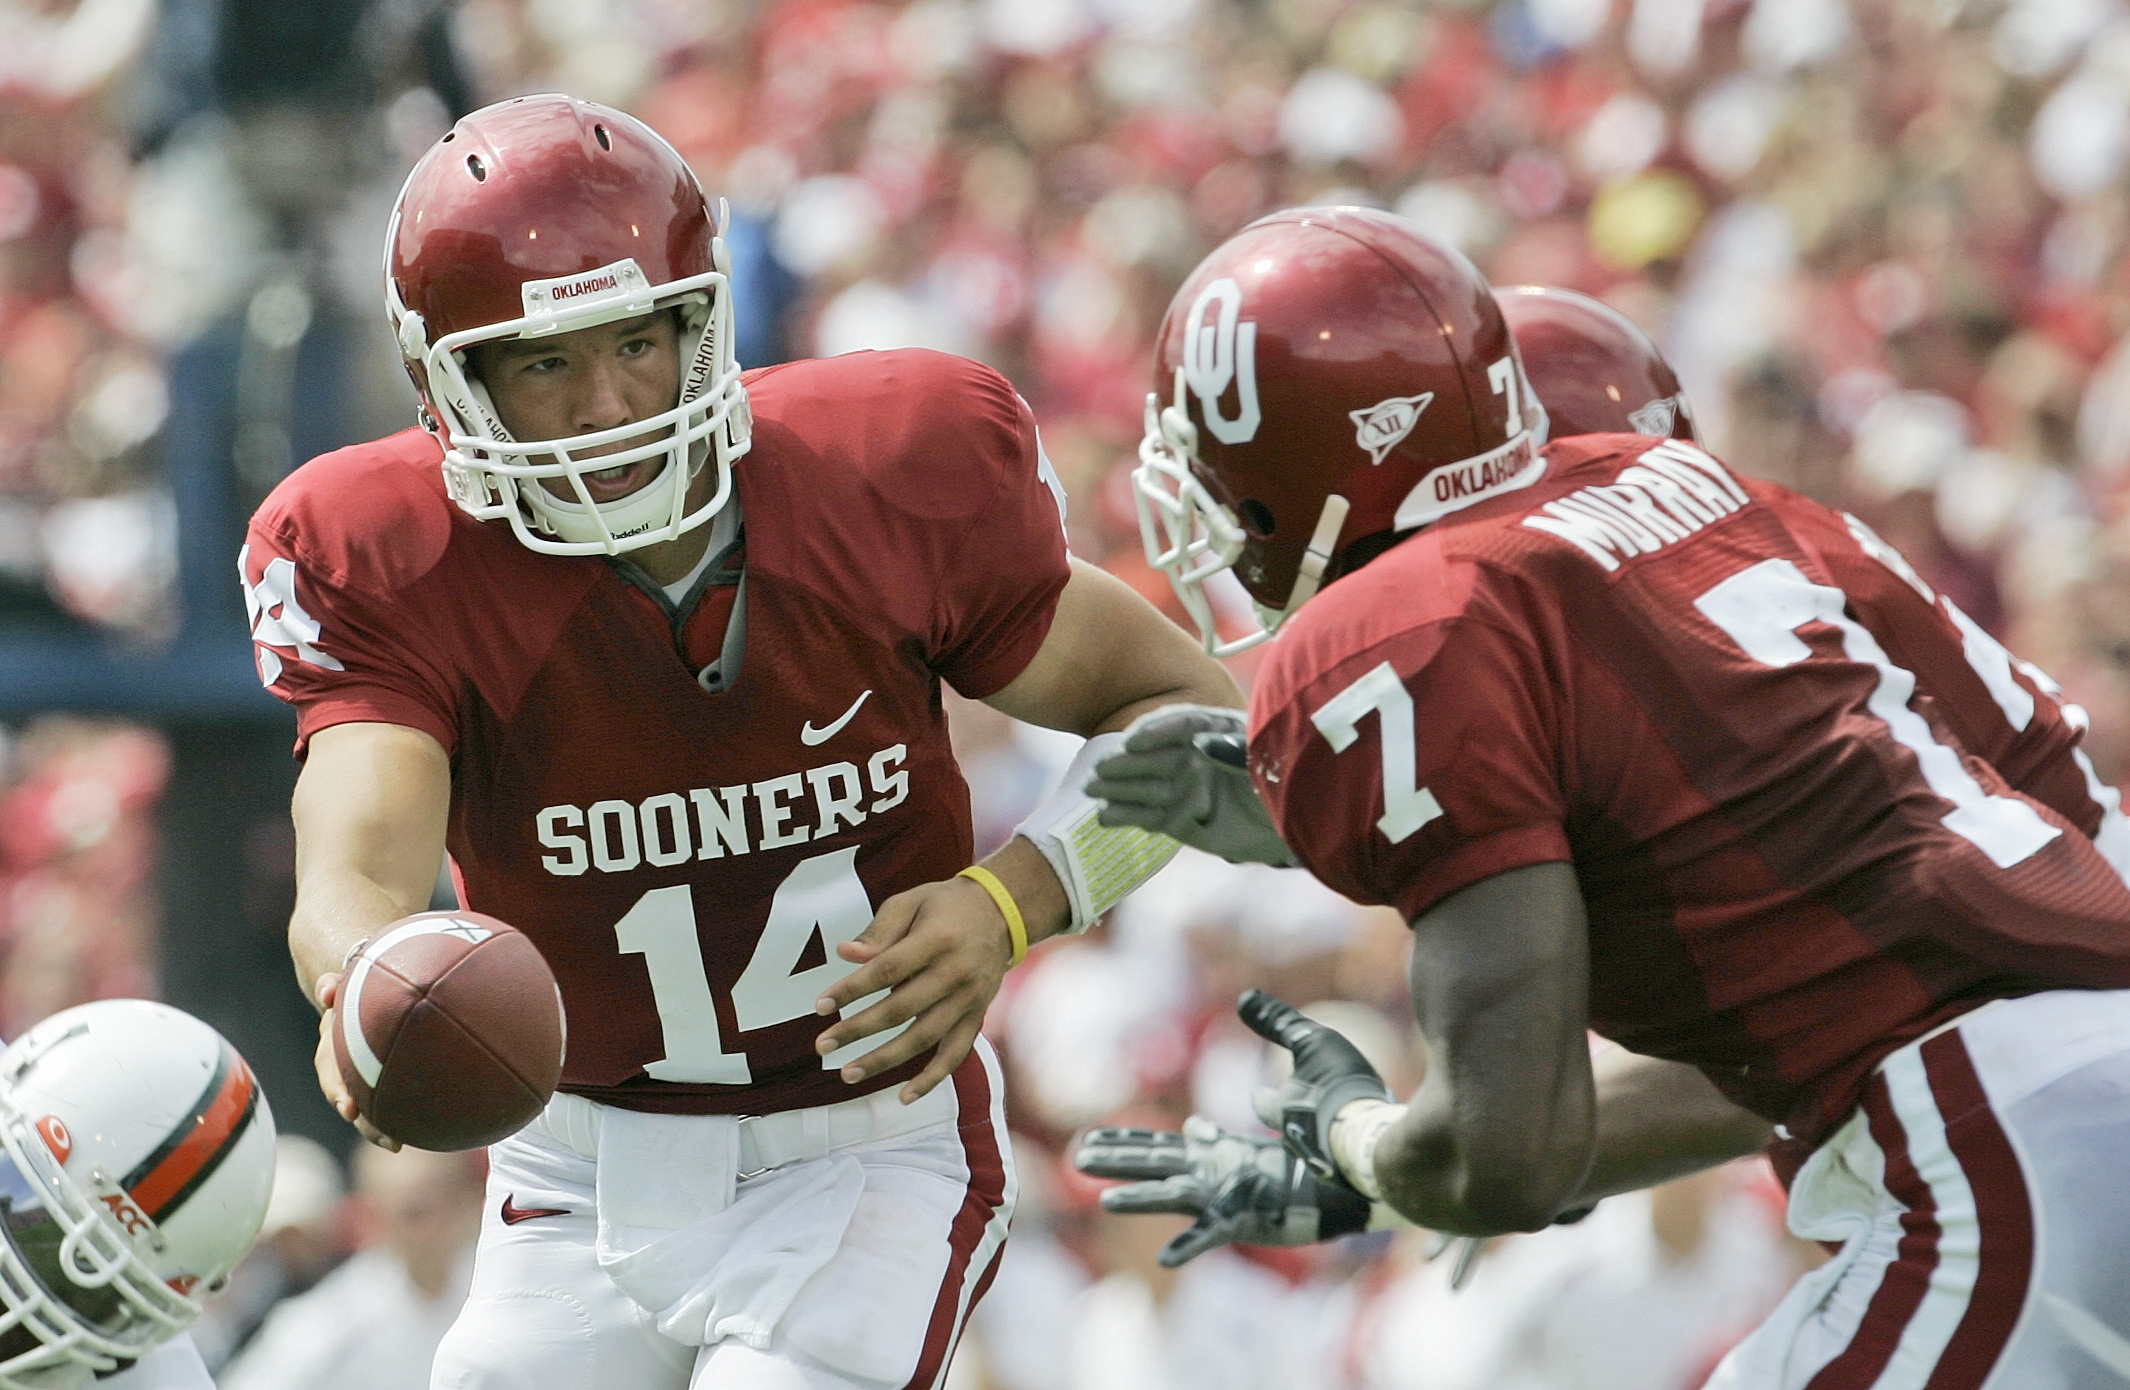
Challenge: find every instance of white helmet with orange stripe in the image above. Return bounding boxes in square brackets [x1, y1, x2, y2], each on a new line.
[0, 1000, 274, 1386]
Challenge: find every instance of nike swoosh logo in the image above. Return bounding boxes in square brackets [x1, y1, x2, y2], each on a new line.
[801, 689, 872, 746]
[499, 1195, 571, 1226]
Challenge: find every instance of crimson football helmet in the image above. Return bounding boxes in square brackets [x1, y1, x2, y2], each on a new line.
[1136, 208, 1545, 655]
[385, 94, 751, 556]
[1493, 285, 1697, 443]
[0, 1001, 274, 1385]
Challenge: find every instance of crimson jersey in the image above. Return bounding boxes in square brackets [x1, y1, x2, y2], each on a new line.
[1249, 433, 2130, 1145]
[244, 349, 1070, 1116]
[1780, 500, 2130, 878]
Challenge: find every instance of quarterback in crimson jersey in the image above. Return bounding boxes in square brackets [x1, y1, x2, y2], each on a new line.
[248, 97, 1233, 1390]
[1085, 209, 2130, 1390]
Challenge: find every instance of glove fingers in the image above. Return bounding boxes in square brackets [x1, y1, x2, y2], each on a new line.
[1119, 706, 1236, 754]
[1077, 1147, 1191, 1181]
[1158, 1213, 1232, 1267]
[1074, 1128, 1187, 1180]
[1089, 748, 1194, 784]
[1093, 801, 1175, 833]
[1238, 988, 1316, 1050]
[1085, 773, 1190, 811]
[1099, 1177, 1207, 1215]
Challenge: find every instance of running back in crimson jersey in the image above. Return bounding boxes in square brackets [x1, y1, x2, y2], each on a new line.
[243, 349, 1069, 1116]
[1248, 431, 2130, 1145]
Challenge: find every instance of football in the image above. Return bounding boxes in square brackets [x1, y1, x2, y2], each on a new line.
[333, 911, 565, 1151]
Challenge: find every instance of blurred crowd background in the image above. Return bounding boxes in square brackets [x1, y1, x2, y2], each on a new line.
[0, 0, 2125, 1384]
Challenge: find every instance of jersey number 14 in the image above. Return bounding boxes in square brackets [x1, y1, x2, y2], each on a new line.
[613, 846, 908, 1084]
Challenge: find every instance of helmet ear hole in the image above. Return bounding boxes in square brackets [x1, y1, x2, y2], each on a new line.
[1239, 498, 1276, 536]
[593, 124, 611, 151]
[466, 154, 486, 182]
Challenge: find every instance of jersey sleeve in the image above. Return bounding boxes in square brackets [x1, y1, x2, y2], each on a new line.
[1254, 603, 1572, 923]
[241, 516, 460, 758]
[920, 361, 1071, 699]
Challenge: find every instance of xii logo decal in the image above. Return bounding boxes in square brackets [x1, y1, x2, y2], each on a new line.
[1350, 394, 1433, 465]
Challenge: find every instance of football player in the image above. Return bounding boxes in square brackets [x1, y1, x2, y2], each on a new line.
[0, 1001, 275, 1389]
[1082, 209, 2130, 1388]
[243, 96, 1237, 1390]
[1094, 281, 2130, 888]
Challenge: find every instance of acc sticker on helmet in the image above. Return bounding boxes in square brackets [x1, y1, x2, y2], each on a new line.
[1350, 394, 1434, 465]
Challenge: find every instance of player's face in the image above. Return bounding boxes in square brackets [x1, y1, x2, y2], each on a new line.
[471, 311, 684, 505]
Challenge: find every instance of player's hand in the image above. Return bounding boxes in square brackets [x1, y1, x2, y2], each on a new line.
[811, 875, 1013, 1104]
[1241, 989, 1389, 1180]
[1074, 1115, 1371, 1266]
[310, 973, 401, 1152]
[1087, 704, 1298, 867]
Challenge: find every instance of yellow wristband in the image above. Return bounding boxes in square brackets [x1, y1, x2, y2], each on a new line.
[957, 865, 1028, 968]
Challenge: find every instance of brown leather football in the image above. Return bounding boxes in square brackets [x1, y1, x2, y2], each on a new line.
[332, 911, 565, 1151]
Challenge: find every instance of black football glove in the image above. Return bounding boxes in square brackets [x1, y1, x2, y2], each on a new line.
[1240, 989, 1392, 1181]
[1075, 1115, 1371, 1267]
[1087, 704, 1298, 867]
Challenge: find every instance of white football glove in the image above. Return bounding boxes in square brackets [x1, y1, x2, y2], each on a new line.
[1075, 1115, 1372, 1266]
[1087, 704, 1297, 867]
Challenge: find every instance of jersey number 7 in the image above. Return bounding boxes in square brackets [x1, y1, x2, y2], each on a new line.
[1310, 662, 1445, 846]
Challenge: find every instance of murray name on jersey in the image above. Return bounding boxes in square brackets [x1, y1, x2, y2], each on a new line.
[1522, 439, 1751, 570]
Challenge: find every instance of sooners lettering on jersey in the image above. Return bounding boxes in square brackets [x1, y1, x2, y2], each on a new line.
[245, 350, 1070, 1115]
[1250, 434, 2130, 1145]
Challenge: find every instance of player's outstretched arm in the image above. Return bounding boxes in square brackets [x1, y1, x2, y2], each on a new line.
[1327, 861, 1599, 1236]
[288, 721, 452, 1148]
[1265, 863, 1771, 1234]
[813, 558, 1242, 1103]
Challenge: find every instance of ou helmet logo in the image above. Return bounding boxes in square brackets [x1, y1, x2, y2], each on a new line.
[1182, 278, 1261, 445]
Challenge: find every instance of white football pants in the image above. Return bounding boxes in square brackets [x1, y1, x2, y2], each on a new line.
[430, 1041, 1014, 1390]
[1707, 988, 2130, 1390]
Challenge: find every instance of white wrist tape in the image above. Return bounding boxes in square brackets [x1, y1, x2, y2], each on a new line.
[1329, 1099, 1406, 1201]
[1016, 730, 1180, 934]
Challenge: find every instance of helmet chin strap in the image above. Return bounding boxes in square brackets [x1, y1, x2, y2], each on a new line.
[1256, 493, 1350, 635]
